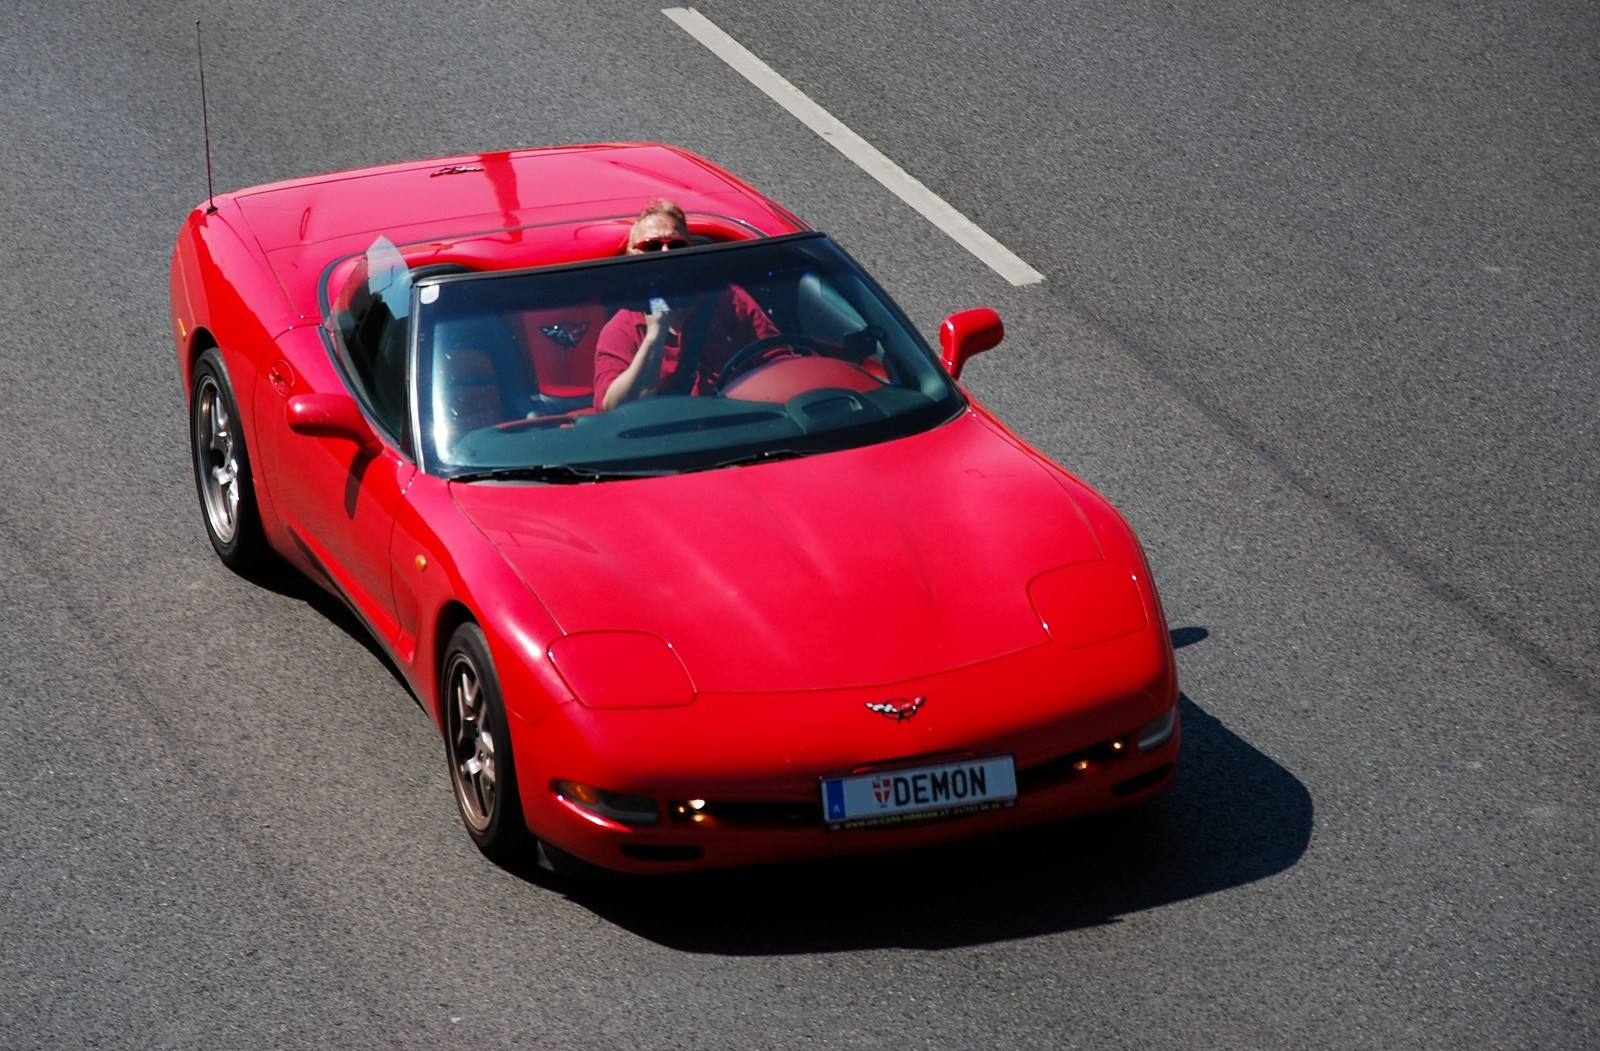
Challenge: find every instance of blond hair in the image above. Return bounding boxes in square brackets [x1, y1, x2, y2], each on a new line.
[635, 198, 687, 227]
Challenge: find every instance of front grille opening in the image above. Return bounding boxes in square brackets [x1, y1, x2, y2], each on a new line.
[659, 732, 1155, 834]
[667, 799, 822, 828]
[1019, 734, 1135, 792]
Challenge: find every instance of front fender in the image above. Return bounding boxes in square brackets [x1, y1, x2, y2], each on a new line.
[390, 478, 569, 735]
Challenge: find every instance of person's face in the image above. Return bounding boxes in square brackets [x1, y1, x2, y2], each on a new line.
[627, 213, 690, 254]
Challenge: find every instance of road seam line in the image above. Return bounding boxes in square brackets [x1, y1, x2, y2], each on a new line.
[663, 6, 1045, 287]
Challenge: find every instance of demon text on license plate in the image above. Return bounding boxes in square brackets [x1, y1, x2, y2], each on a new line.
[821, 756, 1018, 830]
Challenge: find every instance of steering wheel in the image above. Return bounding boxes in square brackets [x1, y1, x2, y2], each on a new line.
[713, 333, 831, 392]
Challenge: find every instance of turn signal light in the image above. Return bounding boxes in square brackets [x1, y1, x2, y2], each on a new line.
[553, 780, 659, 826]
[1138, 708, 1177, 751]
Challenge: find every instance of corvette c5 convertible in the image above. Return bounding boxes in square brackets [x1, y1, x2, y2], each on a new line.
[171, 143, 1179, 875]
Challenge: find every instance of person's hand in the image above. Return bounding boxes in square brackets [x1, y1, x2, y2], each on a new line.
[644, 301, 684, 340]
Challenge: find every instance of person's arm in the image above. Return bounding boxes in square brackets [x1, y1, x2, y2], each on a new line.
[733, 286, 779, 342]
[700, 286, 781, 381]
[595, 309, 677, 410]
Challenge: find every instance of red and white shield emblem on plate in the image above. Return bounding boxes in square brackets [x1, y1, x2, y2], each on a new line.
[872, 778, 893, 805]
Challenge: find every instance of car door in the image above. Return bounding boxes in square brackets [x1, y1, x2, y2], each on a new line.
[252, 239, 418, 647]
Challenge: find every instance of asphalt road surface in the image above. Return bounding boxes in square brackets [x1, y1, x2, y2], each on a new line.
[2, 1, 1594, 1047]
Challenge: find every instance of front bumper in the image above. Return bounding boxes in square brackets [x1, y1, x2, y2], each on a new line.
[509, 630, 1179, 875]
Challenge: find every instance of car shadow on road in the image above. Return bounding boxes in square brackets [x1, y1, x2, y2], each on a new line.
[238, 558, 416, 696]
[234, 583, 1312, 951]
[549, 667, 1311, 953]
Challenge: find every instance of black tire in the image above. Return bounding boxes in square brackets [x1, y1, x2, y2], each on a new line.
[189, 348, 268, 569]
[442, 623, 534, 863]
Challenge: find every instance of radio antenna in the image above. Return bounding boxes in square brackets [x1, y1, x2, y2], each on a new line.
[196, 19, 217, 214]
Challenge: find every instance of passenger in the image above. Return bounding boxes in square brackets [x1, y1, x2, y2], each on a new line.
[593, 199, 777, 410]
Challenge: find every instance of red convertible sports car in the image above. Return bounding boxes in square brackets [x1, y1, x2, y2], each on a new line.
[171, 143, 1178, 875]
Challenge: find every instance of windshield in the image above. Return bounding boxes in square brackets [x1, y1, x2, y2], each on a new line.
[409, 233, 963, 479]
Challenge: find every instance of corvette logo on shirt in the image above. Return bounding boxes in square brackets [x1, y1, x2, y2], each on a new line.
[864, 696, 925, 722]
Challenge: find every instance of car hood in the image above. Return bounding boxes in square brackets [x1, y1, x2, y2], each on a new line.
[450, 413, 1104, 693]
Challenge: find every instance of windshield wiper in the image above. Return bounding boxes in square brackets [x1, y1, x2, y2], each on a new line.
[700, 448, 811, 471]
[451, 449, 811, 483]
[448, 463, 665, 484]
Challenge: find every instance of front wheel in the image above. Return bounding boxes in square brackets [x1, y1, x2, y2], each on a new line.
[189, 348, 267, 569]
[442, 623, 534, 863]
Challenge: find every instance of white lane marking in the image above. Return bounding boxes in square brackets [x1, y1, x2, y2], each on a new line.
[663, 6, 1045, 287]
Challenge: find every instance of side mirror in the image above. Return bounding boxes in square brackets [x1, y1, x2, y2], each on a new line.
[286, 393, 380, 450]
[938, 308, 1004, 380]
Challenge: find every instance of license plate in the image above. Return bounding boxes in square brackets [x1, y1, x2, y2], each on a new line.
[821, 755, 1018, 830]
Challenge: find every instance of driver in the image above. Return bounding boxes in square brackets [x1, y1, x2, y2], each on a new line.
[593, 199, 778, 410]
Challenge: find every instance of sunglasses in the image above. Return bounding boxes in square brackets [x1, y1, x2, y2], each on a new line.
[632, 236, 690, 252]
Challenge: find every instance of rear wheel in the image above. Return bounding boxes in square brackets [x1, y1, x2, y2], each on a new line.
[189, 348, 267, 569]
[442, 623, 534, 863]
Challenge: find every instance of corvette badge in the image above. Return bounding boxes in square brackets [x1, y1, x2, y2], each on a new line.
[539, 321, 592, 349]
[865, 696, 925, 722]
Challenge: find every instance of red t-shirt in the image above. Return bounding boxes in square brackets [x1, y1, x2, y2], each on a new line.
[593, 285, 778, 408]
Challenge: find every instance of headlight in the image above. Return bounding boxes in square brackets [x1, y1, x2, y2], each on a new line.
[548, 631, 695, 709]
[1028, 560, 1148, 649]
